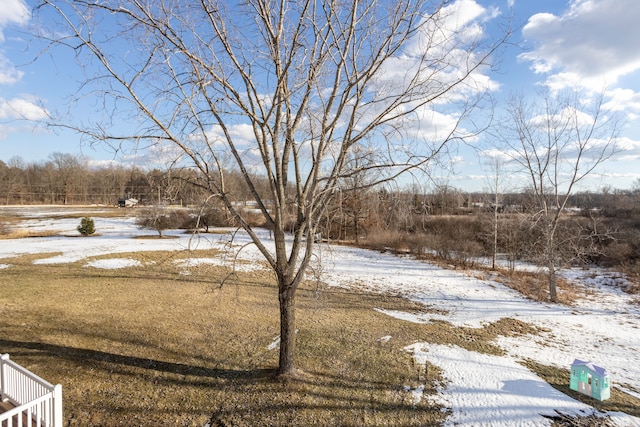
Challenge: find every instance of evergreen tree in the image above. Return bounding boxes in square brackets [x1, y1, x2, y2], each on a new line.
[77, 217, 96, 236]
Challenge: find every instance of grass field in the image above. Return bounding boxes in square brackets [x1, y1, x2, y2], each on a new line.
[0, 249, 563, 426]
[2, 250, 454, 426]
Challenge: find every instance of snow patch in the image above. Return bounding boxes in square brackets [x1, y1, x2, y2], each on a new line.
[404, 343, 605, 427]
[84, 258, 142, 269]
[267, 336, 280, 351]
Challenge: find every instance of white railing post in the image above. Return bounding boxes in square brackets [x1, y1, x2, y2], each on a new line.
[0, 353, 8, 402]
[53, 383, 63, 427]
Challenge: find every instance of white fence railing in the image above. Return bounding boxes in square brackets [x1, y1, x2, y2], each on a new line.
[0, 354, 62, 427]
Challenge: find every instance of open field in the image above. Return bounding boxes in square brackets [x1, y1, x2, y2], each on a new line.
[1, 206, 639, 426]
[1, 251, 451, 425]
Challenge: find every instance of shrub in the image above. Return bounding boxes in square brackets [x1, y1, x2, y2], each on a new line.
[77, 217, 96, 236]
[136, 207, 176, 237]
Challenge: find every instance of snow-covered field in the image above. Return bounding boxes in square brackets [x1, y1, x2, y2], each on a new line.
[1, 206, 639, 426]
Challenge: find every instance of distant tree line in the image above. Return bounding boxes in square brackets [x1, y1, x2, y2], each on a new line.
[3, 153, 639, 277]
[0, 153, 208, 206]
[0, 153, 282, 207]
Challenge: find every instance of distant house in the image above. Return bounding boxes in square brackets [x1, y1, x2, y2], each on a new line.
[570, 359, 610, 401]
[117, 198, 139, 208]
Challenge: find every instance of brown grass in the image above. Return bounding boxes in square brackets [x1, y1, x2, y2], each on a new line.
[469, 267, 585, 305]
[0, 248, 580, 426]
[0, 229, 61, 239]
[1, 251, 445, 426]
[0, 206, 135, 239]
[498, 269, 582, 304]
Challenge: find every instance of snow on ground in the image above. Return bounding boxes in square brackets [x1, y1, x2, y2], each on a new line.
[318, 244, 640, 426]
[406, 343, 597, 426]
[1, 207, 639, 426]
[319, 244, 640, 388]
[84, 258, 144, 269]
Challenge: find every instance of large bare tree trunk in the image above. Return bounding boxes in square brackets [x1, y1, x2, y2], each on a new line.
[277, 285, 297, 376]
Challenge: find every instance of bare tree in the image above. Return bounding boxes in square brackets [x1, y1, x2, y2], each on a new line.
[38, 0, 508, 376]
[136, 205, 176, 238]
[481, 155, 509, 270]
[338, 145, 380, 244]
[49, 152, 87, 204]
[501, 90, 620, 302]
[488, 159, 502, 270]
[0, 158, 27, 204]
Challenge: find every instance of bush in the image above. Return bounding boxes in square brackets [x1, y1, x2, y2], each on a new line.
[136, 207, 177, 237]
[77, 217, 96, 236]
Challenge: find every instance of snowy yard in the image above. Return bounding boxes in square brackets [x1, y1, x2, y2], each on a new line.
[1, 206, 639, 426]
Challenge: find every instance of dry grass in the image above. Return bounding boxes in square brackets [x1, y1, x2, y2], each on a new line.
[0, 206, 134, 239]
[3, 208, 637, 424]
[0, 248, 569, 426]
[2, 251, 441, 426]
[0, 229, 61, 239]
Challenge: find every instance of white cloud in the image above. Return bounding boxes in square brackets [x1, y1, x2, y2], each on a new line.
[478, 148, 514, 163]
[201, 123, 257, 148]
[0, 0, 29, 85]
[0, 55, 23, 84]
[519, 0, 640, 89]
[0, 97, 48, 141]
[0, 97, 49, 121]
[0, 0, 29, 42]
[603, 88, 640, 115]
[407, 107, 469, 142]
[366, 0, 500, 147]
[614, 136, 640, 161]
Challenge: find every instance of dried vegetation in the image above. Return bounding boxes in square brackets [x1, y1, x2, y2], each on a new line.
[0, 247, 561, 426]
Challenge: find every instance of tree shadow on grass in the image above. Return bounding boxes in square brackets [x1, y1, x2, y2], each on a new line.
[1, 339, 446, 426]
[0, 338, 271, 382]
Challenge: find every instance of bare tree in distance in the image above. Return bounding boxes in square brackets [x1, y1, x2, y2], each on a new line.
[339, 145, 381, 244]
[501, 90, 620, 302]
[479, 155, 509, 270]
[136, 206, 175, 238]
[37, 0, 509, 376]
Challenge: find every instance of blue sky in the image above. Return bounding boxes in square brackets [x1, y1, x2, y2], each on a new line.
[1, 0, 639, 192]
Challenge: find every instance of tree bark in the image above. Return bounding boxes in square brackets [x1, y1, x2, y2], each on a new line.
[277, 285, 297, 376]
[548, 263, 558, 302]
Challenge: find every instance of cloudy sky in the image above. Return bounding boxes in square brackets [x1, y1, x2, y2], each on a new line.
[1, 0, 639, 192]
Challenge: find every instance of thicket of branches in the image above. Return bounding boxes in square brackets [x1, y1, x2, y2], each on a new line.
[315, 184, 640, 276]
